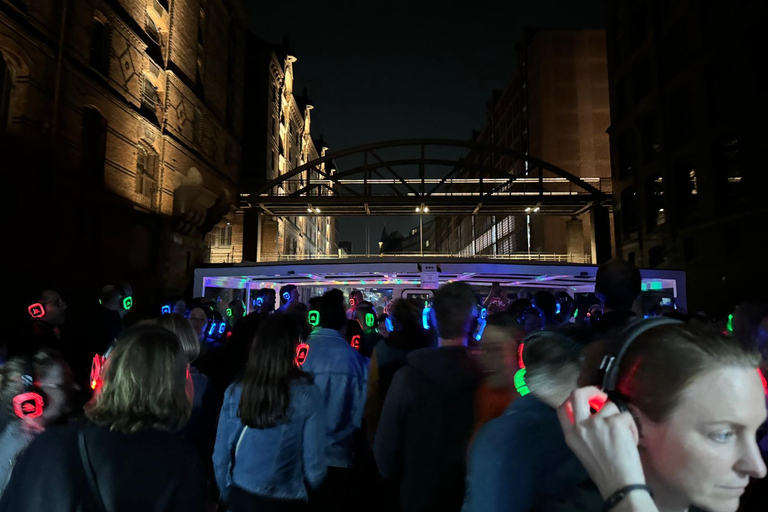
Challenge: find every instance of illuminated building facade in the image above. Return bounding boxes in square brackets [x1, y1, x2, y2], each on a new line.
[241, 35, 337, 262]
[1, 0, 247, 298]
[606, 0, 768, 312]
[435, 29, 612, 263]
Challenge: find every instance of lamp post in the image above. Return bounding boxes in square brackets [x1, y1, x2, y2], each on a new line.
[525, 206, 540, 259]
[416, 205, 429, 257]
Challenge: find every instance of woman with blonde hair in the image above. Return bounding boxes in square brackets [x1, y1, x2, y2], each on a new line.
[0, 325, 206, 512]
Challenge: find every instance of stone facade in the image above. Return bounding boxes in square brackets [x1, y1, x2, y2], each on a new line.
[241, 36, 337, 261]
[1, 0, 247, 306]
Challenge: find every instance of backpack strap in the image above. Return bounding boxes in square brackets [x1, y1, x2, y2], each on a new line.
[78, 427, 108, 512]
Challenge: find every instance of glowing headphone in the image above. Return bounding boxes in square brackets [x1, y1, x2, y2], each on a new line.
[351, 334, 361, 350]
[514, 342, 530, 396]
[365, 313, 376, 329]
[13, 360, 44, 420]
[226, 308, 233, 317]
[161, 305, 171, 315]
[28, 302, 46, 319]
[601, 317, 683, 412]
[349, 297, 357, 308]
[218, 322, 227, 334]
[474, 306, 488, 342]
[422, 301, 432, 330]
[283, 291, 291, 301]
[385, 316, 394, 331]
[295, 342, 310, 366]
[255, 296, 264, 307]
[308, 310, 320, 327]
[555, 303, 561, 315]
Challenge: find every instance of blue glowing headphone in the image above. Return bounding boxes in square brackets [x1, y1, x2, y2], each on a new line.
[474, 306, 488, 342]
[161, 305, 171, 315]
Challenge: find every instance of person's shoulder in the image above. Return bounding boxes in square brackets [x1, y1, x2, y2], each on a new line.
[29, 421, 79, 448]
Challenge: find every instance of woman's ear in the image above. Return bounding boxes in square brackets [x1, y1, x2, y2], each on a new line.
[627, 403, 655, 449]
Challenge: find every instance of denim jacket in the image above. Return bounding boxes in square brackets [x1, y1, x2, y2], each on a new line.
[213, 379, 327, 502]
[302, 328, 369, 468]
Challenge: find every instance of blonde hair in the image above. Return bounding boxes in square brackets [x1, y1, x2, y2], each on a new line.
[85, 325, 191, 433]
[157, 313, 201, 362]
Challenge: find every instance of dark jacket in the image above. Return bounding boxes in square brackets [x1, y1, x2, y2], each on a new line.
[8, 320, 68, 360]
[182, 368, 222, 478]
[373, 345, 482, 512]
[464, 395, 599, 512]
[0, 420, 206, 512]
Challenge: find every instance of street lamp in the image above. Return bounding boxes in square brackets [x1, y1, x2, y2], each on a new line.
[525, 206, 539, 258]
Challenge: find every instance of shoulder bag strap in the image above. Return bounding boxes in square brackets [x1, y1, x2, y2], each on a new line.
[78, 427, 108, 512]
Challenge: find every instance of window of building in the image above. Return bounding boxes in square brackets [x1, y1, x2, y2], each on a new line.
[617, 130, 636, 179]
[675, 158, 698, 222]
[81, 107, 108, 182]
[1, 52, 12, 131]
[669, 85, 693, 147]
[620, 186, 639, 237]
[136, 143, 157, 201]
[146, 14, 160, 44]
[141, 76, 158, 113]
[216, 224, 232, 247]
[714, 136, 743, 207]
[154, 0, 167, 14]
[645, 175, 665, 230]
[640, 113, 662, 161]
[648, 245, 666, 268]
[89, 20, 110, 75]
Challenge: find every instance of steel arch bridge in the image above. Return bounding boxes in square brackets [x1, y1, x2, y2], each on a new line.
[240, 139, 614, 261]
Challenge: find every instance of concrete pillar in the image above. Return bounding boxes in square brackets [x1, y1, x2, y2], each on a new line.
[566, 218, 584, 261]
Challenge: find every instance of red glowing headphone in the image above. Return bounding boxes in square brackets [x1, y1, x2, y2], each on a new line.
[295, 342, 310, 366]
[27, 302, 46, 319]
[13, 360, 44, 420]
[601, 316, 683, 412]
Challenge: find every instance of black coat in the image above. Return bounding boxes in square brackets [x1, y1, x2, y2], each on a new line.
[0, 421, 206, 512]
[373, 346, 482, 512]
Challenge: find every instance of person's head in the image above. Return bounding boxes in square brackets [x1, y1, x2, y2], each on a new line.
[522, 327, 591, 405]
[554, 291, 576, 320]
[354, 302, 378, 331]
[348, 290, 364, 310]
[0, 351, 74, 429]
[26, 288, 67, 327]
[279, 285, 298, 306]
[227, 299, 246, 323]
[433, 282, 481, 346]
[258, 289, 276, 314]
[532, 291, 557, 323]
[187, 305, 211, 341]
[171, 298, 186, 316]
[100, 283, 134, 318]
[594, 258, 641, 312]
[477, 313, 526, 388]
[239, 313, 309, 429]
[157, 313, 200, 363]
[612, 323, 767, 512]
[319, 289, 347, 331]
[85, 325, 192, 433]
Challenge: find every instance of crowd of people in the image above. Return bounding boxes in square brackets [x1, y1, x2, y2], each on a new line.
[1, 259, 767, 512]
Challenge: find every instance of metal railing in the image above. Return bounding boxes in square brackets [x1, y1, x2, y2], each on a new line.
[272, 252, 591, 264]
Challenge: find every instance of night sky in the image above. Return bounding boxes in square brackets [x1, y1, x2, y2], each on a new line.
[249, 0, 605, 254]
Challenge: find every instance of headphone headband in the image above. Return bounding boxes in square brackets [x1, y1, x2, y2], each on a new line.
[602, 317, 684, 393]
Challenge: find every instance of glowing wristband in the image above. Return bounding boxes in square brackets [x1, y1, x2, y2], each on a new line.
[603, 484, 653, 511]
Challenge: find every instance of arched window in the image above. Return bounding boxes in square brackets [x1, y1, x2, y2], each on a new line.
[81, 107, 108, 182]
[89, 20, 110, 75]
[1, 51, 12, 130]
[136, 143, 157, 200]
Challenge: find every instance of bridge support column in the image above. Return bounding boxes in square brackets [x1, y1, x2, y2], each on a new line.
[592, 204, 612, 264]
[243, 209, 260, 262]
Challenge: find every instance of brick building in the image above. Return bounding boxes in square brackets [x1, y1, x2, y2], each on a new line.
[1, 0, 247, 306]
[241, 34, 337, 262]
[435, 29, 612, 263]
[606, 0, 768, 313]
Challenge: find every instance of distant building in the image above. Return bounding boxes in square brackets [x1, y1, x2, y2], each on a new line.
[379, 220, 435, 254]
[241, 35, 337, 261]
[605, 0, 768, 312]
[1, 0, 247, 297]
[435, 29, 612, 263]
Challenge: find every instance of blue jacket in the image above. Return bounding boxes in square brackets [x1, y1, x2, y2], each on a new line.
[464, 395, 598, 512]
[302, 328, 368, 468]
[213, 379, 327, 502]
